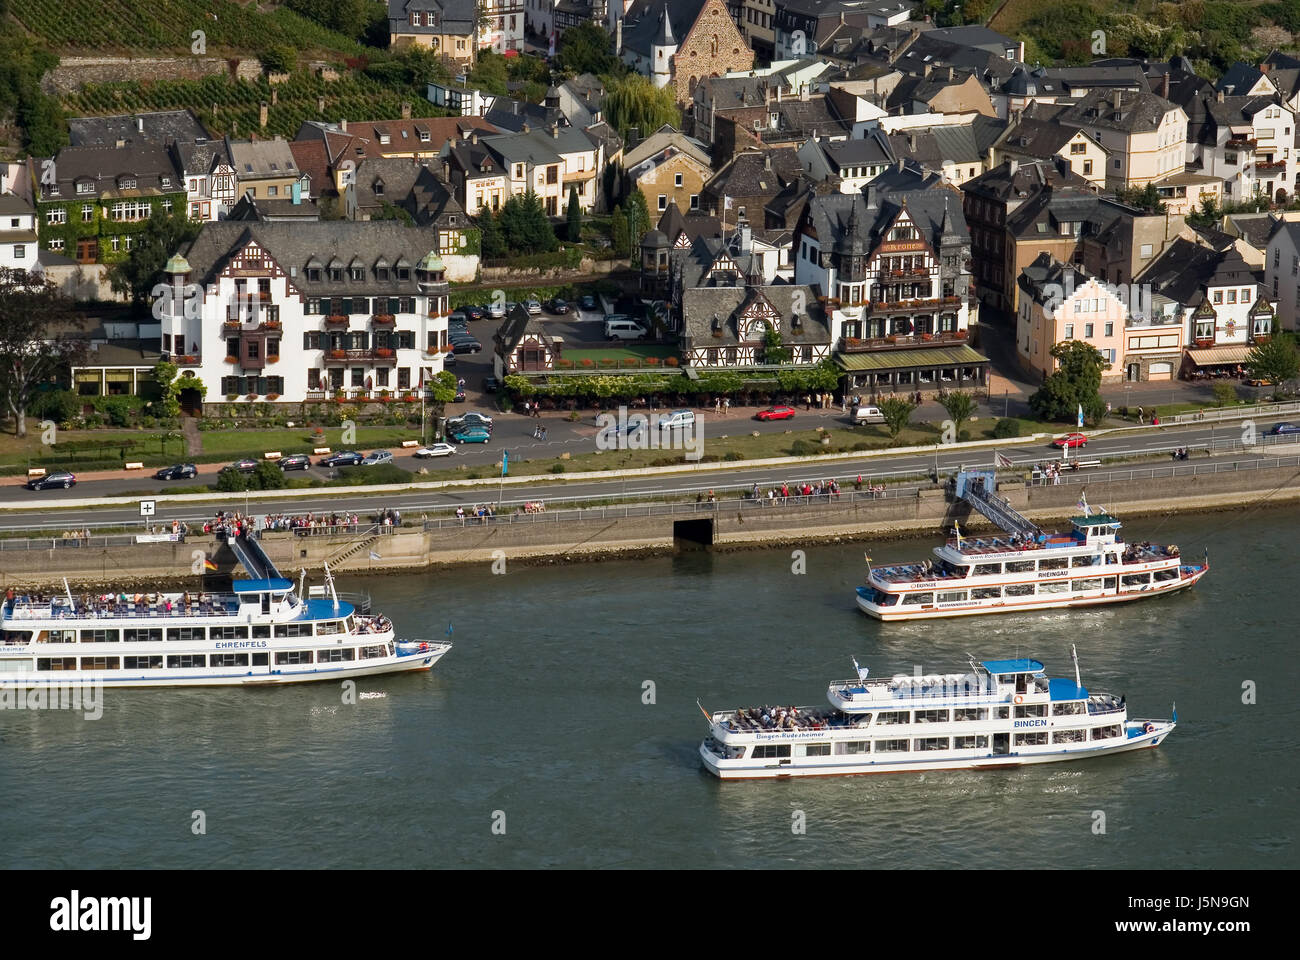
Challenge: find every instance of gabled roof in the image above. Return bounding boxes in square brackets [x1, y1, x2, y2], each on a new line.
[624, 125, 712, 170]
[387, 0, 477, 37]
[681, 283, 831, 346]
[68, 110, 210, 148]
[621, 0, 708, 57]
[289, 140, 332, 196]
[705, 148, 801, 199]
[227, 138, 298, 179]
[1137, 237, 1256, 307]
[1056, 89, 1183, 134]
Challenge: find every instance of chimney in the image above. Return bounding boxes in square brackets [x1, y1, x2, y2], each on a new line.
[317, 96, 325, 113]
[136, 116, 144, 134]
[923, 62, 932, 78]
[740, 221, 752, 253]
[402, 101, 412, 120]
[1111, 90, 1121, 110]
[522, 121, 530, 134]
[443, 159, 450, 182]
[471, 131, 478, 145]
[616, 17, 623, 56]
[1160, 72, 1170, 99]
[908, 133, 916, 151]
[1009, 159, 1019, 177]
[551, 122, 559, 138]
[764, 154, 772, 171]
[800, 83, 809, 102]
[271, 88, 278, 106]
[340, 118, 347, 132]
[947, 67, 954, 82]
[1217, 89, 1225, 103]
[259, 102, 268, 128]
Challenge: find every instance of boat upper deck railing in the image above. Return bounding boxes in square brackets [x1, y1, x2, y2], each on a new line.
[829, 676, 1000, 700]
[4, 593, 250, 621]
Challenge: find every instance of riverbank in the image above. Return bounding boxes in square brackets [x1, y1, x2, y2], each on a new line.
[3, 463, 1296, 589]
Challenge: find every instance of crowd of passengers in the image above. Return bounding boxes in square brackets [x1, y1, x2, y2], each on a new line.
[726, 706, 835, 731]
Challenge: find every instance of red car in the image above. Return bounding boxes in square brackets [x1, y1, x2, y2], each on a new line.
[1052, 433, 1088, 449]
[756, 405, 797, 421]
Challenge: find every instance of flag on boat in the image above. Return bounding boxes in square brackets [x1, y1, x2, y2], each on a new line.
[447, 623, 453, 636]
[852, 658, 870, 682]
[994, 452, 1013, 468]
[369, 551, 381, 560]
[697, 699, 713, 722]
[203, 559, 217, 571]
[1077, 403, 1085, 428]
[953, 520, 963, 548]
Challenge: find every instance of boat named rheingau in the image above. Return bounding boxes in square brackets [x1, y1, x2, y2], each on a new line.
[700, 653, 1174, 779]
[0, 534, 449, 688]
[856, 474, 1207, 620]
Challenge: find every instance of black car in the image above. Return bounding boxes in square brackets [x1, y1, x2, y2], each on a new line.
[317, 451, 364, 467]
[447, 413, 494, 435]
[154, 463, 197, 481]
[463, 304, 485, 321]
[1267, 422, 1300, 435]
[26, 471, 76, 490]
[545, 297, 570, 314]
[443, 352, 457, 367]
[278, 454, 311, 471]
[453, 390, 467, 402]
[452, 339, 483, 354]
[449, 309, 469, 324]
[579, 294, 597, 311]
[483, 376, 500, 393]
[221, 458, 259, 475]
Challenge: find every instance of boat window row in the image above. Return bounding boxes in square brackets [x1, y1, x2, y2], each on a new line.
[1014, 704, 1048, 718]
[1052, 702, 1086, 716]
[897, 570, 1176, 605]
[34, 646, 387, 671]
[1091, 724, 1121, 739]
[34, 620, 365, 643]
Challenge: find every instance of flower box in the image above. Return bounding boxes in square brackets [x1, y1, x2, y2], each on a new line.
[326, 315, 348, 325]
[180, 355, 197, 364]
[329, 350, 346, 359]
[621, 358, 637, 367]
[645, 357, 660, 366]
[246, 393, 258, 400]
[372, 314, 396, 324]
[375, 348, 395, 358]
[600, 358, 616, 368]
[266, 393, 280, 400]
[665, 357, 679, 367]
[580, 359, 594, 367]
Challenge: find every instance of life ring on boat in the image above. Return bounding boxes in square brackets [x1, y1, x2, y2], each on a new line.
[419, 643, 429, 652]
[1143, 722, 1155, 734]
[1014, 695, 1024, 704]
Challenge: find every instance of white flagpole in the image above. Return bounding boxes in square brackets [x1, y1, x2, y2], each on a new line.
[1072, 644, 1081, 689]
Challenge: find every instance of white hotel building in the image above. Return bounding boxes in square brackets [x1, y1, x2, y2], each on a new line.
[159, 222, 451, 406]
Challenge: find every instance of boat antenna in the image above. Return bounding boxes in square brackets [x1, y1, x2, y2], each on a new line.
[1071, 643, 1081, 690]
[324, 561, 339, 612]
[298, 567, 306, 602]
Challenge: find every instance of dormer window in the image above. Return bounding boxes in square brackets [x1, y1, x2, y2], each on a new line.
[350, 266, 365, 281]
[76, 180, 94, 195]
[397, 267, 410, 281]
[376, 267, 389, 281]
[374, 180, 385, 196]
[119, 177, 136, 190]
[330, 268, 343, 282]
[307, 268, 322, 282]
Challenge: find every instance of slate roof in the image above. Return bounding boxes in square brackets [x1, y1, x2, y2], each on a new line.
[171, 138, 233, 179]
[387, 0, 477, 37]
[621, 0, 707, 58]
[227, 138, 298, 180]
[804, 184, 969, 261]
[1000, 65, 1063, 99]
[182, 222, 447, 295]
[1056, 89, 1182, 134]
[657, 202, 722, 245]
[705, 148, 801, 199]
[817, 132, 892, 173]
[495, 304, 555, 354]
[1224, 213, 1281, 249]
[352, 158, 466, 227]
[681, 284, 832, 347]
[695, 75, 769, 112]
[68, 110, 210, 148]
[289, 140, 332, 196]
[997, 115, 1092, 160]
[886, 124, 986, 170]
[892, 35, 1018, 86]
[961, 158, 1091, 204]
[1137, 237, 1255, 307]
[624, 125, 712, 169]
[1215, 63, 1271, 97]
[359, 116, 497, 150]
[227, 195, 320, 221]
[41, 143, 182, 200]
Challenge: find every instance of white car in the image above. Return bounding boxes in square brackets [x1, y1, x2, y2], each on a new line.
[415, 443, 456, 458]
[525, 298, 542, 315]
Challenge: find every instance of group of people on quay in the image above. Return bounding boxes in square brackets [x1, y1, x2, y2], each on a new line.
[752, 480, 843, 504]
[263, 512, 361, 533]
[455, 504, 496, 521]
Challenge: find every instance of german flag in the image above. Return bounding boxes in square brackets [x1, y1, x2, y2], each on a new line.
[204, 559, 217, 572]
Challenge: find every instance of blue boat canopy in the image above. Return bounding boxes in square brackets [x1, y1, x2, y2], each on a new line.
[982, 658, 1044, 674]
[233, 578, 294, 593]
[1049, 677, 1089, 701]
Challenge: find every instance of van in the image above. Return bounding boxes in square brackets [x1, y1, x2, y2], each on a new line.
[658, 409, 696, 431]
[852, 405, 886, 424]
[605, 318, 647, 341]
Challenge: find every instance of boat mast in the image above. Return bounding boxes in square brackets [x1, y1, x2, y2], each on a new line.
[298, 567, 306, 602]
[1072, 643, 1081, 689]
[63, 577, 75, 612]
[324, 561, 340, 612]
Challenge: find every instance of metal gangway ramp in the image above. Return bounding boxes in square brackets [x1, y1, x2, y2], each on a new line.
[229, 533, 283, 580]
[954, 470, 1043, 540]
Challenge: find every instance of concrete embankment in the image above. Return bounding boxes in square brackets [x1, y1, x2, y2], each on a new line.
[4, 465, 1297, 589]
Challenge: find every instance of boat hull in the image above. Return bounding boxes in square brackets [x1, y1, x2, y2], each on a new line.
[857, 566, 1207, 621]
[701, 722, 1174, 779]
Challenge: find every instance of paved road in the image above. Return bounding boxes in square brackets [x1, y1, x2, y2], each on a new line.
[5, 418, 1298, 532]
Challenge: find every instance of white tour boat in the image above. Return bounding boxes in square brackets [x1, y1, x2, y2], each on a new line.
[0, 534, 449, 688]
[699, 651, 1175, 779]
[856, 471, 1208, 621]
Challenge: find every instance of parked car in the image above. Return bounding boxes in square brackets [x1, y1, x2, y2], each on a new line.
[26, 471, 76, 490]
[579, 294, 597, 311]
[1052, 433, 1088, 449]
[483, 376, 500, 393]
[278, 454, 312, 471]
[658, 409, 696, 430]
[463, 305, 485, 322]
[221, 458, 259, 475]
[449, 319, 469, 334]
[452, 339, 483, 354]
[154, 463, 197, 481]
[451, 425, 491, 444]
[449, 309, 469, 324]
[449, 330, 477, 343]
[545, 297, 569, 314]
[414, 443, 456, 458]
[1266, 422, 1300, 435]
[756, 406, 796, 421]
[851, 405, 886, 424]
[443, 352, 458, 367]
[525, 298, 543, 315]
[448, 412, 494, 432]
[318, 451, 363, 467]
[606, 318, 647, 341]
[487, 301, 506, 319]
[505, 300, 519, 314]
[1246, 378, 1278, 387]
[362, 450, 394, 466]
[452, 389, 467, 403]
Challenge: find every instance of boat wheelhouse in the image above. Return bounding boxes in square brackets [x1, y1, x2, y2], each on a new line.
[0, 533, 449, 688]
[700, 653, 1175, 779]
[856, 471, 1207, 620]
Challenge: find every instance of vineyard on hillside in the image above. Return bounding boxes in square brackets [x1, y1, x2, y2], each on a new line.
[60, 72, 442, 140]
[7, 0, 363, 57]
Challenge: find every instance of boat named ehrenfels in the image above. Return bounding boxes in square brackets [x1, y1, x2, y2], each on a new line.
[855, 471, 1207, 621]
[699, 651, 1175, 779]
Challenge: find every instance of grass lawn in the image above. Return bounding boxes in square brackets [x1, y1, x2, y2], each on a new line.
[197, 426, 420, 459]
[561, 345, 681, 364]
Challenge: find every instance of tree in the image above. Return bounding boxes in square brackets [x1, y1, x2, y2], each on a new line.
[107, 211, 201, 309]
[1246, 332, 1300, 397]
[374, 201, 414, 225]
[622, 187, 651, 252]
[760, 327, 791, 364]
[605, 73, 680, 139]
[1211, 381, 1239, 406]
[0, 269, 85, 437]
[1028, 340, 1110, 423]
[426, 370, 458, 404]
[555, 21, 621, 77]
[259, 45, 298, 74]
[938, 389, 977, 426]
[566, 183, 582, 242]
[879, 397, 916, 442]
[478, 209, 505, 259]
[610, 205, 629, 257]
[1114, 183, 1167, 214]
[499, 191, 557, 254]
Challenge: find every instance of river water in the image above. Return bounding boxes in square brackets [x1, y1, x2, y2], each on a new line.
[1, 508, 1294, 869]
